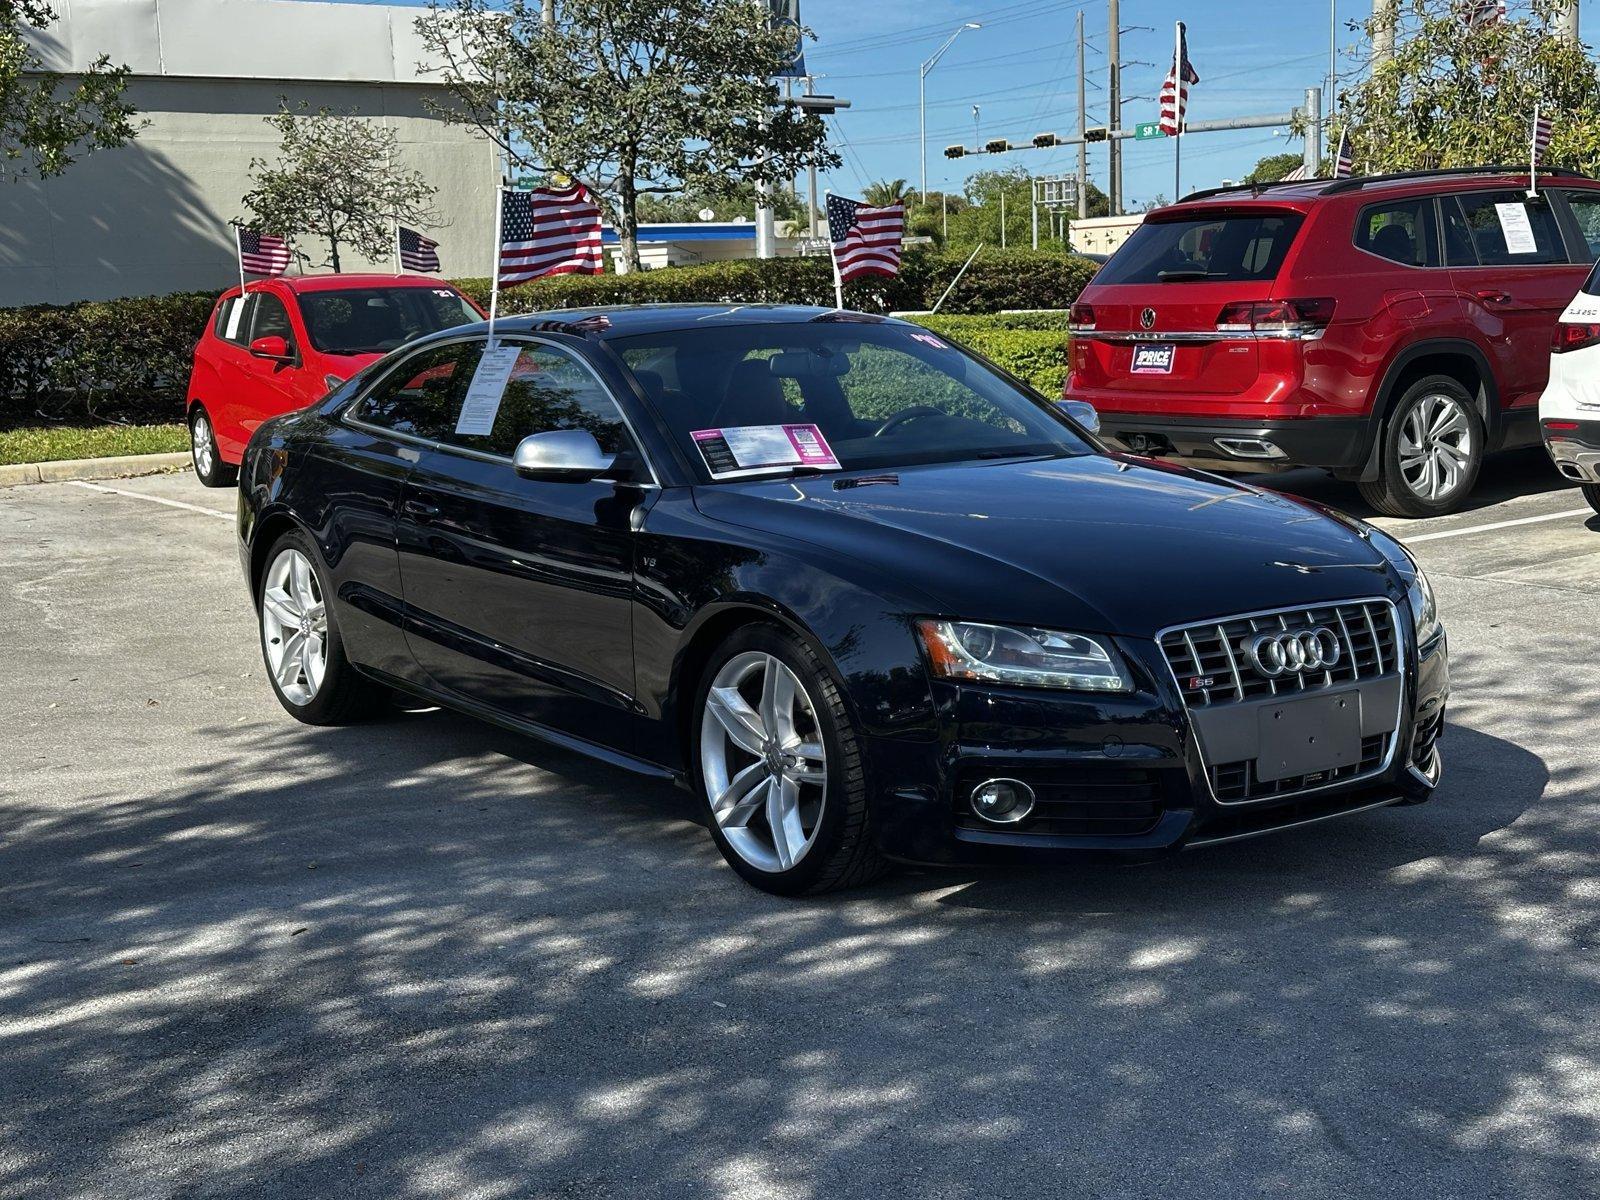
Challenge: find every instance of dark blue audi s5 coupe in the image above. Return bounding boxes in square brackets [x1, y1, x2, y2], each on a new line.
[237, 304, 1449, 894]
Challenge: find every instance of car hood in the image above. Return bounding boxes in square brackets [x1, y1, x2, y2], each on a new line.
[691, 454, 1398, 638]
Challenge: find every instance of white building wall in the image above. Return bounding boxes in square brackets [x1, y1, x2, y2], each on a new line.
[2, 0, 497, 306]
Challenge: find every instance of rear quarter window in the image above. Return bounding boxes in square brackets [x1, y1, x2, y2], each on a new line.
[1094, 211, 1305, 285]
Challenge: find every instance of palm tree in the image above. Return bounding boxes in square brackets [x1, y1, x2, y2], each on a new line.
[863, 178, 909, 207]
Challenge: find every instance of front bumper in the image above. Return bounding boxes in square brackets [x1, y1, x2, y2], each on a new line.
[1094, 414, 1369, 476]
[870, 621, 1449, 866]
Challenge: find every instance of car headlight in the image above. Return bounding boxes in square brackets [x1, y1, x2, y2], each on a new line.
[1407, 562, 1443, 648]
[916, 619, 1130, 691]
[1368, 528, 1443, 648]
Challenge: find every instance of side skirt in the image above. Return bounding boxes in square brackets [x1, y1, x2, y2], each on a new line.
[358, 664, 686, 786]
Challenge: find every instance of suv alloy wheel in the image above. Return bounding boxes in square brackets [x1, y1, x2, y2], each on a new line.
[1360, 376, 1485, 518]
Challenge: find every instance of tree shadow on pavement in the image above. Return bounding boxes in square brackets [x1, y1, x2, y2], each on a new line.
[3, 646, 1597, 1200]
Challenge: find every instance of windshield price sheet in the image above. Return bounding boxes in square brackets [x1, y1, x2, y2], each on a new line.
[691, 424, 841, 478]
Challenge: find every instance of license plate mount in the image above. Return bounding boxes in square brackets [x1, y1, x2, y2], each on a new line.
[1255, 691, 1363, 783]
[1131, 344, 1176, 374]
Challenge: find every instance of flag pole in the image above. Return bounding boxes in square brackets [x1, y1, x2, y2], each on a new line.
[488, 186, 504, 349]
[825, 191, 844, 310]
[1172, 22, 1182, 200]
[236, 226, 248, 297]
[393, 219, 402, 275]
[1530, 104, 1540, 198]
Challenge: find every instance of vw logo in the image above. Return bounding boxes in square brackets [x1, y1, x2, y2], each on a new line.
[1244, 627, 1342, 678]
[1140, 307, 1157, 330]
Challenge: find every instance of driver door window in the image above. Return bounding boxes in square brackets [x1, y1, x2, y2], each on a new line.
[349, 343, 477, 442]
[250, 293, 296, 347]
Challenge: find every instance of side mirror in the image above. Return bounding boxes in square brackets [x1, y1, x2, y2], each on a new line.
[249, 335, 293, 362]
[512, 429, 614, 481]
[1058, 398, 1100, 434]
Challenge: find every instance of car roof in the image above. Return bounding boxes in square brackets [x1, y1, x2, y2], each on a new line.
[223, 273, 462, 299]
[445, 303, 906, 342]
[1165, 166, 1600, 214]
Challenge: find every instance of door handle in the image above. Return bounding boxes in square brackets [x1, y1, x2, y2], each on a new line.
[401, 499, 440, 521]
[1475, 288, 1512, 306]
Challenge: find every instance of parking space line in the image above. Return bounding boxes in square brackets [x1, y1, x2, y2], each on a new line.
[68, 480, 233, 522]
[1400, 507, 1594, 544]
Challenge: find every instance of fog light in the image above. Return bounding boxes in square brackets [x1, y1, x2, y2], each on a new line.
[970, 778, 1035, 824]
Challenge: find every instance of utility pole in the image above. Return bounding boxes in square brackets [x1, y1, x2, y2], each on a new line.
[543, 0, 554, 25]
[1000, 188, 1007, 249]
[1303, 87, 1322, 177]
[1031, 181, 1039, 249]
[1077, 10, 1088, 221]
[1372, 0, 1396, 70]
[804, 76, 819, 241]
[1108, 0, 1122, 215]
[1555, 0, 1580, 43]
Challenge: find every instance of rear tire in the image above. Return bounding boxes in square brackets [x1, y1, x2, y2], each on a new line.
[1359, 376, 1484, 518]
[257, 529, 388, 725]
[190, 406, 237, 488]
[692, 624, 889, 896]
[1583, 483, 1600, 515]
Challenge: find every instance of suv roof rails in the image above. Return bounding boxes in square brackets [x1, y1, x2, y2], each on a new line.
[1320, 164, 1591, 195]
[1179, 165, 1594, 206]
[1179, 176, 1329, 204]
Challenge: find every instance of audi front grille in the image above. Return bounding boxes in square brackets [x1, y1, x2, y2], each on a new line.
[1158, 599, 1399, 708]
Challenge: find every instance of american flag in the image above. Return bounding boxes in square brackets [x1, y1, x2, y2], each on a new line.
[499, 184, 603, 285]
[826, 194, 905, 284]
[398, 227, 441, 273]
[1334, 128, 1354, 179]
[1532, 107, 1554, 168]
[238, 228, 291, 276]
[1158, 22, 1200, 137]
[1281, 162, 1310, 181]
[1463, 0, 1507, 29]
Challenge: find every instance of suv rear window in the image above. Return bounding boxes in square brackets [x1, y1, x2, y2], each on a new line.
[1093, 211, 1305, 285]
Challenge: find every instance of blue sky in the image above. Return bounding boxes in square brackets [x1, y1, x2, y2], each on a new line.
[315, 0, 1600, 209]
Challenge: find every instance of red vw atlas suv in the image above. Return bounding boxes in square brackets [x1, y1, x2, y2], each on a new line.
[1065, 167, 1600, 515]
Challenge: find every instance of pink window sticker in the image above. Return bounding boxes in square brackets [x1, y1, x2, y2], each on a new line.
[784, 424, 839, 467]
[908, 332, 947, 349]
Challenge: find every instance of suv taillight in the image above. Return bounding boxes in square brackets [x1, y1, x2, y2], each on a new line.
[1216, 298, 1335, 338]
[1553, 322, 1600, 353]
[1069, 302, 1096, 329]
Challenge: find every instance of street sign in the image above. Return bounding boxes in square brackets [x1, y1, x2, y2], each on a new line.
[512, 176, 539, 190]
[1135, 122, 1165, 141]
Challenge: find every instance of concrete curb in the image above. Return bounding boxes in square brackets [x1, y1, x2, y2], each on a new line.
[0, 452, 192, 488]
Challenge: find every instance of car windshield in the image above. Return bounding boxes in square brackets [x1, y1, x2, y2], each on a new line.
[610, 320, 1093, 479]
[1094, 211, 1305, 285]
[296, 287, 479, 355]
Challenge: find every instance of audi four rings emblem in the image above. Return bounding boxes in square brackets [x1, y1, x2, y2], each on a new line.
[1140, 307, 1157, 330]
[1245, 628, 1342, 678]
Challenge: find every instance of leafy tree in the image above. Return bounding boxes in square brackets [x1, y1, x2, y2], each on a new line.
[1, 1, 138, 181]
[1334, 0, 1600, 174]
[419, 0, 838, 272]
[863, 178, 909, 207]
[240, 103, 440, 273]
[939, 167, 1108, 254]
[1243, 152, 1303, 184]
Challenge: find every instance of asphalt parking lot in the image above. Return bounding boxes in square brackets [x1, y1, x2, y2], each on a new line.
[4, 452, 1600, 1200]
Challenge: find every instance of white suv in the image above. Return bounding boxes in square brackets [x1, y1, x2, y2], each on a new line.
[1539, 260, 1600, 512]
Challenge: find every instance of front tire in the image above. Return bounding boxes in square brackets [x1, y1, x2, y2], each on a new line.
[1359, 377, 1484, 518]
[189, 405, 237, 488]
[692, 624, 888, 895]
[257, 530, 387, 724]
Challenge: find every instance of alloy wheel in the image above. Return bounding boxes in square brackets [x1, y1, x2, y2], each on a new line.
[260, 548, 329, 706]
[699, 651, 828, 874]
[1398, 393, 1473, 502]
[191, 413, 215, 478]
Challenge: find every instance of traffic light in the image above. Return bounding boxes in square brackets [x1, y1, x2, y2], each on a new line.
[1032, 132, 1060, 149]
[984, 138, 1012, 154]
[1084, 126, 1109, 143]
[793, 94, 850, 115]
[943, 144, 966, 159]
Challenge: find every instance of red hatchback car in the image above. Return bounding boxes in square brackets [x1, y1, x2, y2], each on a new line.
[1066, 167, 1600, 515]
[186, 274, 482, 486]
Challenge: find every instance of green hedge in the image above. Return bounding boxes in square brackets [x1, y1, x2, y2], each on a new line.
[0, 249, 1091, 429]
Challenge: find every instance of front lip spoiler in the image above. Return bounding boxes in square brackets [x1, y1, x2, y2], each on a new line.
[1184, 793, 1404, 849]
